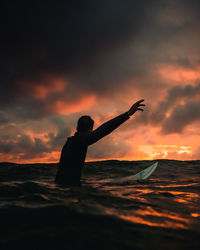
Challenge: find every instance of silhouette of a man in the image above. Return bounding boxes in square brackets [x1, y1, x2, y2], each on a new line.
[55, 99, 145, 186]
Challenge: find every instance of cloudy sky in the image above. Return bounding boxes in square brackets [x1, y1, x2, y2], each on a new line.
[1, 0, 200, 163]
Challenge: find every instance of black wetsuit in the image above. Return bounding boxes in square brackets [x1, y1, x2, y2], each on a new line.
[55, 112, 129, 185]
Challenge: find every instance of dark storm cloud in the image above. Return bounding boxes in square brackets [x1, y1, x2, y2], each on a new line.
[161, 101, 200, 134]
[1, 0, 200, 120]
[158, 82, 200, 134]
[0, 115, 71, 156]
[0, 112, 9, 125]
[0, 133, 50, 154]
[1, 0, 149, 106]
[152, 82, 200, 124]
[48, 116, 71, 149]
[132, 82, 200, 134]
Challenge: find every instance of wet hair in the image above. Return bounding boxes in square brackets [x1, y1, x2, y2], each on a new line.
[77, 115, 94, 133]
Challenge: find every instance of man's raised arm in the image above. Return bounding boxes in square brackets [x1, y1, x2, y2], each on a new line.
[86, 99, 145, 145]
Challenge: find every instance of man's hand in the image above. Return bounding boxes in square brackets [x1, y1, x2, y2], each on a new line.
[127, 99, 145, 116]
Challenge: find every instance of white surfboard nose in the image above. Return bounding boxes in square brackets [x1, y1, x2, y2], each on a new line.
[110, 162, 158, 183]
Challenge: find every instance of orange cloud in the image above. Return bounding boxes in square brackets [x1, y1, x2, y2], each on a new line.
[1, 125, 199, 163]
[49, 95, 96, 115]
[17, 76, 66, 100]
[1, 92, 200, 163]
[159, 65, 200, 83]
[31, 78, 66, 99]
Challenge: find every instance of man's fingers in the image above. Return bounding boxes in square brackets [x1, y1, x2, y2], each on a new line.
[137, 99, 144, 104]
[129, 99, 145, 115]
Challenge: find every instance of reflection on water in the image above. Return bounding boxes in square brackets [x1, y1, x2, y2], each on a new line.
[90, 172, 200, 231]
[154, 183, 199, 188]
[103, 204, 190, 229]
[119, 214, 188, 229]
[191, 213, 200, 218]
[0, 160, 200, 234]
[120, 206, 190, 229]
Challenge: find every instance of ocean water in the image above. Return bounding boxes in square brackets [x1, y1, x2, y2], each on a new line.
[0, 160, 200, 250]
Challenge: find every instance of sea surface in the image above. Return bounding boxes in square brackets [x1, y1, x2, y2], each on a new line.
[0, 160, 200, 250]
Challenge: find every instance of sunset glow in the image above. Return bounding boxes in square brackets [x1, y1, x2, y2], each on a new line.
[31, 78, 66, 99]
[49, 95, 96, 115]
[159, 65, 200, 83]
[1, 0, 200, 163]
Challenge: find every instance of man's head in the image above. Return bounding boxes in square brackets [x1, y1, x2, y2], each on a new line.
[77, 116, 94, 133]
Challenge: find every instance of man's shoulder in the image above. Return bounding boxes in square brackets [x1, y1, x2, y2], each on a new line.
[73, 132, 91, 144]
[68, 133, 89, 142]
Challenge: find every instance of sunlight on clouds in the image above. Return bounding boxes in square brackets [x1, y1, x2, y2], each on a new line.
[159, 65, 200, 83]
[48, 95, 96, 115]
[138, 145, 192, 160]
[31, 78, 66, 99]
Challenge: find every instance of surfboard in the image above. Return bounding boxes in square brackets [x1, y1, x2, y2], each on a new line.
[110, 162, 158, 183]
